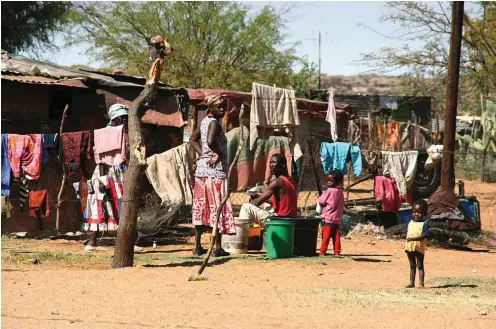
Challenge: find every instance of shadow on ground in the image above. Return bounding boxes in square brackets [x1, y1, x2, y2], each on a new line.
[141, 257, 233, 268]
[350, 257, 392, 263]
[432, 284, 478, 289]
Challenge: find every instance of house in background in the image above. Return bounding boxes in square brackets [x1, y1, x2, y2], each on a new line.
[1, 50, 188, 235]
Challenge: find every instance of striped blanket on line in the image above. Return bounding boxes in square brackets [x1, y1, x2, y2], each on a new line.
[226, 127, 293, 191]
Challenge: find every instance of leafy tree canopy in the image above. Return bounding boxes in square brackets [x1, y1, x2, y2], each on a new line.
[358, 2, 496, 114]
[66, 1, 316, 91]
[1, 1, 72, 54]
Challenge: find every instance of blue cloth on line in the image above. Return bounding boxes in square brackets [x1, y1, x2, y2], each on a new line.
[1, 134, 11, 196]
[320, 142, 351, 174]
[320, 142, 363, 176]
[42, 133, 59, 165]
[350, 145, 363, 176]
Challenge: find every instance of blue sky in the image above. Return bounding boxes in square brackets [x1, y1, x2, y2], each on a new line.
[49, 1, 439, 75]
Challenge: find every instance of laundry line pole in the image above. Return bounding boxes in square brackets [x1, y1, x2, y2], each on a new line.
[318, 31, 322, 90]
[441, 1, 464, 190]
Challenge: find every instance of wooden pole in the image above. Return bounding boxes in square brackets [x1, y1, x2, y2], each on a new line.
[55, 104, 70, 232]
[113, 36, 171, 268]
[367, 113, 372, 150]
[359, 115, 363, 148]
[307, 137, 323, 196]
[441, 1, 464, 190]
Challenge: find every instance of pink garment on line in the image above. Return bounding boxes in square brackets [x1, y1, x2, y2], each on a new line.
[319, 186, 345, 225]
[374, 175, 404, 214]
[8, 134, 42, 180]
[93, 125, 126, 166]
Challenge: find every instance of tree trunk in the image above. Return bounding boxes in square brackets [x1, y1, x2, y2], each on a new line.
[113, 36, 170, 268]
[113, 85, 157, 268]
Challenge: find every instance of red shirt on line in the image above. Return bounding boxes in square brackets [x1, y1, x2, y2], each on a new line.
[272, 175, 298, 216]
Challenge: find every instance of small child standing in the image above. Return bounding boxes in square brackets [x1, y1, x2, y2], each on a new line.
[404, 199, 429, 288]
[319, 170, 345, 256]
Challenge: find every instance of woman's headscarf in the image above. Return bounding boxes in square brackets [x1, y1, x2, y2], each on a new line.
[204, 95, 224, 114]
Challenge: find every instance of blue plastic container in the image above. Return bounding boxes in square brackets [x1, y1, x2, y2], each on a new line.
[398, 209, 413, 224]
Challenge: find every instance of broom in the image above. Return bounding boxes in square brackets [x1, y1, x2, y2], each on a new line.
[189, 105, 245, 281]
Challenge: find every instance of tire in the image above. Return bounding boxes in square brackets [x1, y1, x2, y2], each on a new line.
[412, 151, 441, 199]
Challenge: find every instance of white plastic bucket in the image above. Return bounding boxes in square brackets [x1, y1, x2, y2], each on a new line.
[223, 217, 250, 254]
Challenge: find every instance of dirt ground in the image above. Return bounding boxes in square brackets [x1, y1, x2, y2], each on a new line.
[2, 180, 496, 329]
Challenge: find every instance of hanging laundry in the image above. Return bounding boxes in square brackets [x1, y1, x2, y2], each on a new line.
[93, 125, 127, 166]
[145, 143, 195, 207]
[374, 175, 404, 214]
[226, 126, 295, 191]
[83, 165, 121, 232]
[320, 142, 363, 176]
[387, 121, 400, 150]
[381, 151, 418, 197]
[350, 146, 363, 176]
[326, 91, 338, 141]
[29, 190, 50, 218]
[107, 165, 125, 217]
[1, 134, 11, 196]
[19, 177, 29, 212]
[60, 131, 93, 177]
[377, 121, 400, 150]
[7, 134, 42, 180]
[250, 82, 302, 159]
[42, 133, 59, 165]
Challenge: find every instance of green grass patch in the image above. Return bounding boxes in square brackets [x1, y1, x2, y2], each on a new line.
[2, 250, 109, 265]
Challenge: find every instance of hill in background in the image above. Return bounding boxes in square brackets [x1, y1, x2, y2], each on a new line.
[320, 74, 402, 95]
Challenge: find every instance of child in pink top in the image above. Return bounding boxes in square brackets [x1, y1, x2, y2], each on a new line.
[319, 170, 345, 256]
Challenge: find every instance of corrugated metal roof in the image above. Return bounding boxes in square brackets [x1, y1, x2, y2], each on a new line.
[2, 74, 88, 88]
[430, 119, 473, 132]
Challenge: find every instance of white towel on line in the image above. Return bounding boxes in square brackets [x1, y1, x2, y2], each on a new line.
[325, 91, 338, 141]
[381, 151, 418, 197]
[250, 82, 302, 159]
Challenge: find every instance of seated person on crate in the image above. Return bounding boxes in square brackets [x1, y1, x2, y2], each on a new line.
[238, 154, 298, 226]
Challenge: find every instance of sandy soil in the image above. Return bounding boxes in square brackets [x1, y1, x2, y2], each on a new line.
[2, 233, 496, 329]
[2, 180, 495, 329]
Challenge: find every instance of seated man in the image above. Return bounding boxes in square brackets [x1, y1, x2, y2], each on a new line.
[239, 154, 298, 225]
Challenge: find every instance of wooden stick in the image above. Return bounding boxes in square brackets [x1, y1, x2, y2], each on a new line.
[367, 113, 372, 151]
[307, 137, 322, 196]
[359, 115, 363, 149]
[55, 104, 70, 232]
[195, 105, 245, 277]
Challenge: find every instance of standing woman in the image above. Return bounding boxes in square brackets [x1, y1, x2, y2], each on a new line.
[189, 95, 235, 256]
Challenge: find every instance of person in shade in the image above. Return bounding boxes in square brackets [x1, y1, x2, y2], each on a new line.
[189, 95, 236, 257]
[238, 154, 298, 226]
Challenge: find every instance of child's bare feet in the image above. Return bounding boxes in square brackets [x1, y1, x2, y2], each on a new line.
[418, 284, 426, 289]
[319, 253, 326, 257]
[405, 284, 415, 288]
